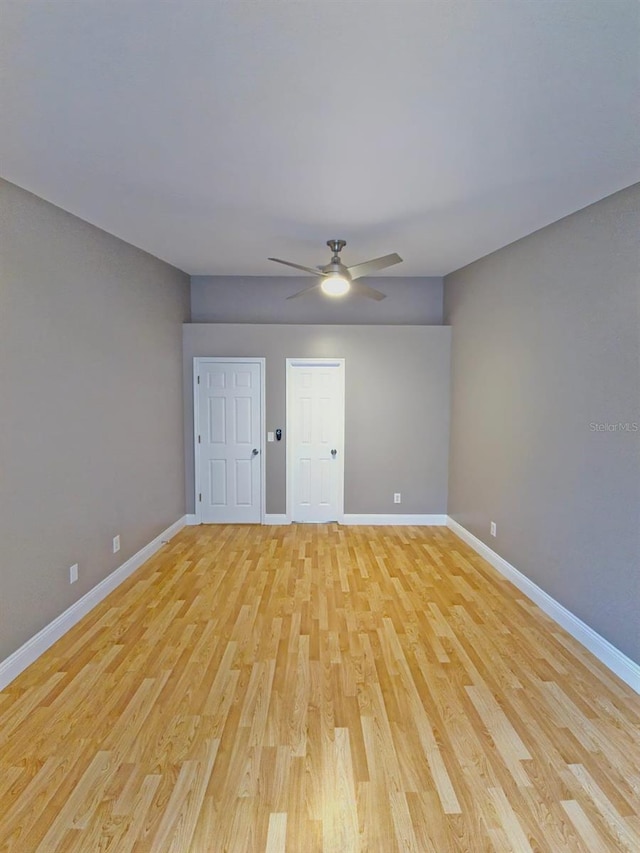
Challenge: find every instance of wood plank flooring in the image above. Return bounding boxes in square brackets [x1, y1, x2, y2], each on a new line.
[0, 524, 639, 851]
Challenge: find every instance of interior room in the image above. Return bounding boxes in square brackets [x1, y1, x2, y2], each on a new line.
[1, 1, 638, 849]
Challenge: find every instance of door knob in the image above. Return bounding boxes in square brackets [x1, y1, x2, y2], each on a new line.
[252, 448, 259, 456]
[331, 449, 337, 457]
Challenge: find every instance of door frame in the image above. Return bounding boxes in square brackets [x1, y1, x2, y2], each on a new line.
[193, 357, 266, 525]
[286, 357, 345, 524]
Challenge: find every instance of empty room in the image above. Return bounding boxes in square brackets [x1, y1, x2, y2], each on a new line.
[1, 1, 638, 851]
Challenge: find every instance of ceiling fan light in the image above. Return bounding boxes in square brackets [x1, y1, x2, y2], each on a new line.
[321, 275, 350, 297]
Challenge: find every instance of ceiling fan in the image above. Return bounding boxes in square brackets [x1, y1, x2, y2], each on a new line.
[268, 239, 403, 300]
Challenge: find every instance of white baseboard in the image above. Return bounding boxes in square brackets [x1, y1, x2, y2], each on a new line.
[342, 514, 448, 526]
[186, 514, 199, 525]
[0, 516, 187, 691]
[446, 517, 640, 694]
[264, 514, 290, 525]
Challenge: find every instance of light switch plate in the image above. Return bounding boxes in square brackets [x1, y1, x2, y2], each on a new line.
[267, 432, 274, 442]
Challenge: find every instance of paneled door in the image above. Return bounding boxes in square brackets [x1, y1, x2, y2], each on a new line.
[287, 359, 345, 523]
[196, 359, 263, 523]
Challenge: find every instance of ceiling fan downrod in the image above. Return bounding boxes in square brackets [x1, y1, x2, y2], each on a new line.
[327, 239, 347, 262]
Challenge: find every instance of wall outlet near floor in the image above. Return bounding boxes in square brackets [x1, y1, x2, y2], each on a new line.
[490, 521, 497, 537]
[112, 534, 121, 554]
[394, 493, 401, 504]
[69, 563, 78, 584]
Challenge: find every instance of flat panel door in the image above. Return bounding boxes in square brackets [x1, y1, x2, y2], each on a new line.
[289, 361, 344, 523]
[198, 361, 261, 523]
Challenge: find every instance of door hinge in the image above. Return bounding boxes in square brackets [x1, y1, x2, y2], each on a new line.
[198, 435, 201, 444]
[197, 375, 200, 384]
[198, 493, 202, 502]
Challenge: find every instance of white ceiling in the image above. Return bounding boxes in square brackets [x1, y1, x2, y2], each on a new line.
[1, 1, 638, 276]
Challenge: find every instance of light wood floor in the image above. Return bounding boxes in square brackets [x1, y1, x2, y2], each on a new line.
[1, 525, 639, 852]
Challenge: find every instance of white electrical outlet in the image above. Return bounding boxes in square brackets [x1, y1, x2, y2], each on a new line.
[394, 493, 401, 504]
[113, 534, 121, 553]
[490, 521, 497, 537]
[69, 563, 78, 584]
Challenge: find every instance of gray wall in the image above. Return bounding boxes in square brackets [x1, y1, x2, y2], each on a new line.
[444, 183, 640, 663]
[183, 324, 451, 516]
[191, 276, 443, 324]
[0, 179, 190, 661]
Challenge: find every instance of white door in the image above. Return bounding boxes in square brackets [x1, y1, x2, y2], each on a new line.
[287, 359, 345, 523]
[196, 360, 263, 523]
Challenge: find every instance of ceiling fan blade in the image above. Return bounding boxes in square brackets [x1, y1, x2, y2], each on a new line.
[268, 257, 328, 276]
[347, 252, 403, 280]
[350, 279, 387, 301]
[286, 282, 323, 299]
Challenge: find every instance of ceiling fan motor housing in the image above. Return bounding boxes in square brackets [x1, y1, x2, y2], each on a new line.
[322, 260, 351, 279]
